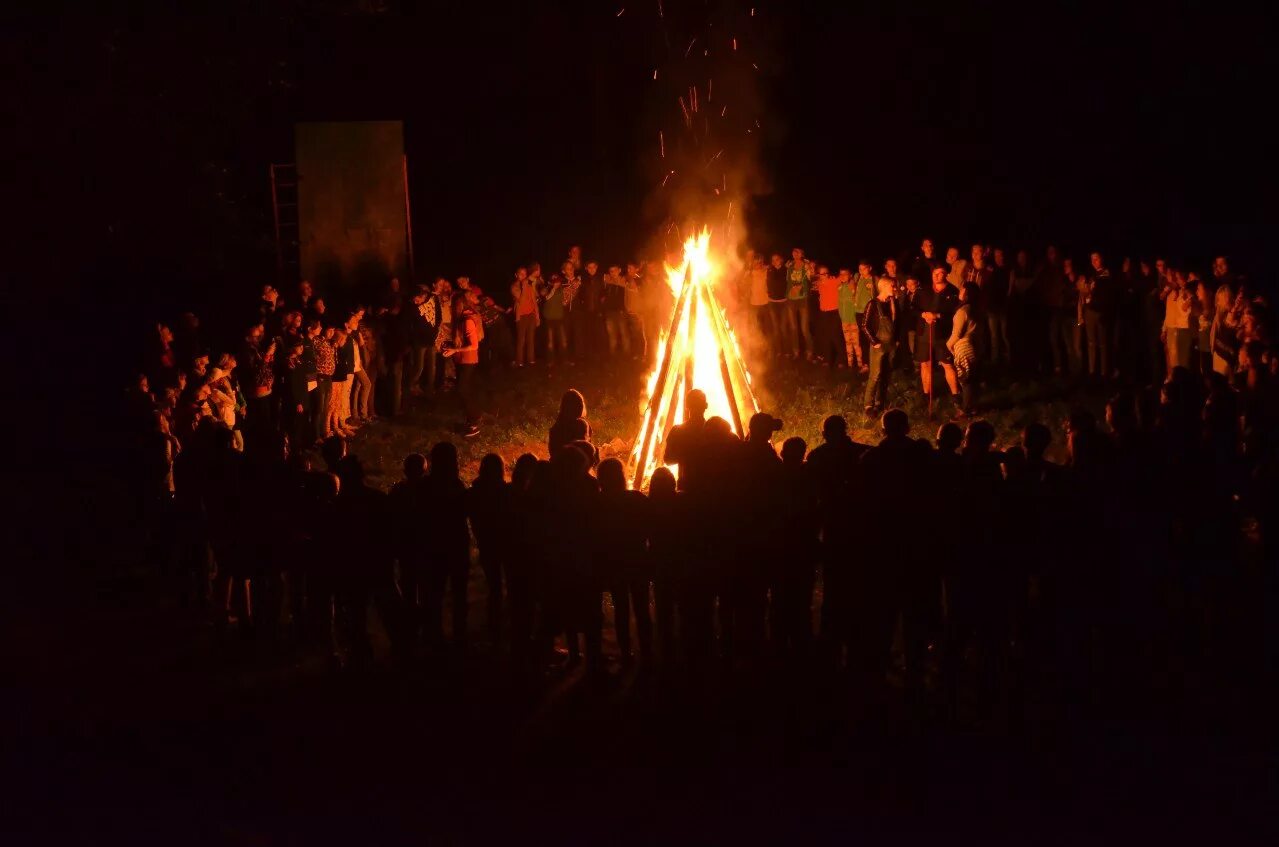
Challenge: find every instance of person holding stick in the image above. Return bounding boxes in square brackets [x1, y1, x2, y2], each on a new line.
[915, 267, 961, 418]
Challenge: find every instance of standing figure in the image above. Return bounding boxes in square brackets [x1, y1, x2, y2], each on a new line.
[861, 277, 899, 416]
[595, 458, 654, 663]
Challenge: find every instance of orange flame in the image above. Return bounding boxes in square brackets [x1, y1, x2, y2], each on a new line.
[629, 227, 760, 489]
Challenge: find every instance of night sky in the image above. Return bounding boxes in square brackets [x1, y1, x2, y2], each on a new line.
[10, 1, 1269, 333]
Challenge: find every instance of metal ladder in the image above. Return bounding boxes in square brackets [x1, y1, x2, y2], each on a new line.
[269, 162, 300, 283]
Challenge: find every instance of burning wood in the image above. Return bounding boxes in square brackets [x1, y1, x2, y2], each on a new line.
[629, 228, 759, 489]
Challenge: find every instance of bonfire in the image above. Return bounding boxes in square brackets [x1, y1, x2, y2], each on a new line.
[629, 228, 760, 489]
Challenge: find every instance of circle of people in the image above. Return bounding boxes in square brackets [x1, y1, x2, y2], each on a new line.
[127, 226, 1275, 710]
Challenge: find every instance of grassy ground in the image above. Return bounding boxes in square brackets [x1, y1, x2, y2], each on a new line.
[352, 354, 1094, 488]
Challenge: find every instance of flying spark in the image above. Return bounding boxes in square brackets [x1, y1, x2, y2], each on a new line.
[659, 131, 665, 158]
[616, 7, 625, 15]
[685, 38, 696, 58]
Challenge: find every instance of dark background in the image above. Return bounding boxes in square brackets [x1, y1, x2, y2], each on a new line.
[8, 0, 1270, 353]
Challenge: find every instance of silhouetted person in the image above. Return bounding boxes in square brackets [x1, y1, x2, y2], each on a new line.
[736, 413, 784, 661]
[238, 433, 291, 641]
[468, 453, 511, 643]
[388, 453, 428, 656]
[932, 421, 965, 486]
[663, 389, 708, 492]
[507, 453, 541, 659]
[332, 455, 391, 666]
[808, 415, 870, 654]
[941, 420, 1007, 720]
[855, 409, 934, 688]
[698, 415, 748, 659]
[548, 389, 591, 460]
[541, 443, 602, 669]
[776, 435, 819, 656]
[425, 441, 471, 649]
[596, 458, 653, 663]
[647, 467, 690, 663]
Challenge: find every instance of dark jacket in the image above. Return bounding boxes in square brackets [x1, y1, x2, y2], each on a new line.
[334, 335, 356, 380]
[860, 297, 899, 347]
[580, 270, 604, 313]
[765, 265, 788, 301]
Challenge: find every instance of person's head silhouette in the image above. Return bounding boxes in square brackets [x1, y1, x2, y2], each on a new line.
[429, 441, 459, 480]
[882, 408, 910, 440]
[685, 389, 708, 421]
[477, 453, 505, 484]
[781, 436, 807, 466]
[821, 415, 848, 442]
[648, 466, 676, 498]
[598, 458, 627, 494]
[403, 453, 426, 480]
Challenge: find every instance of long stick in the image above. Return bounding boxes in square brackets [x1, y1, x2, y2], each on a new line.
[928, 319, 934, 419]
[632, 264, 695, 488]
[703, 284, 756, 432]
[704, 285, 745, 437]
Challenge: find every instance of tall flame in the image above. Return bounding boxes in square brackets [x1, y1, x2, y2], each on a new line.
[629, 227, 760, 489]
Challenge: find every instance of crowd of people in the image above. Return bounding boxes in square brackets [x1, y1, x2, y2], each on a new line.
[732, 242, 1272, 420]
[125, 237, 1275, 719]
[131, 240, 1273, 459]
